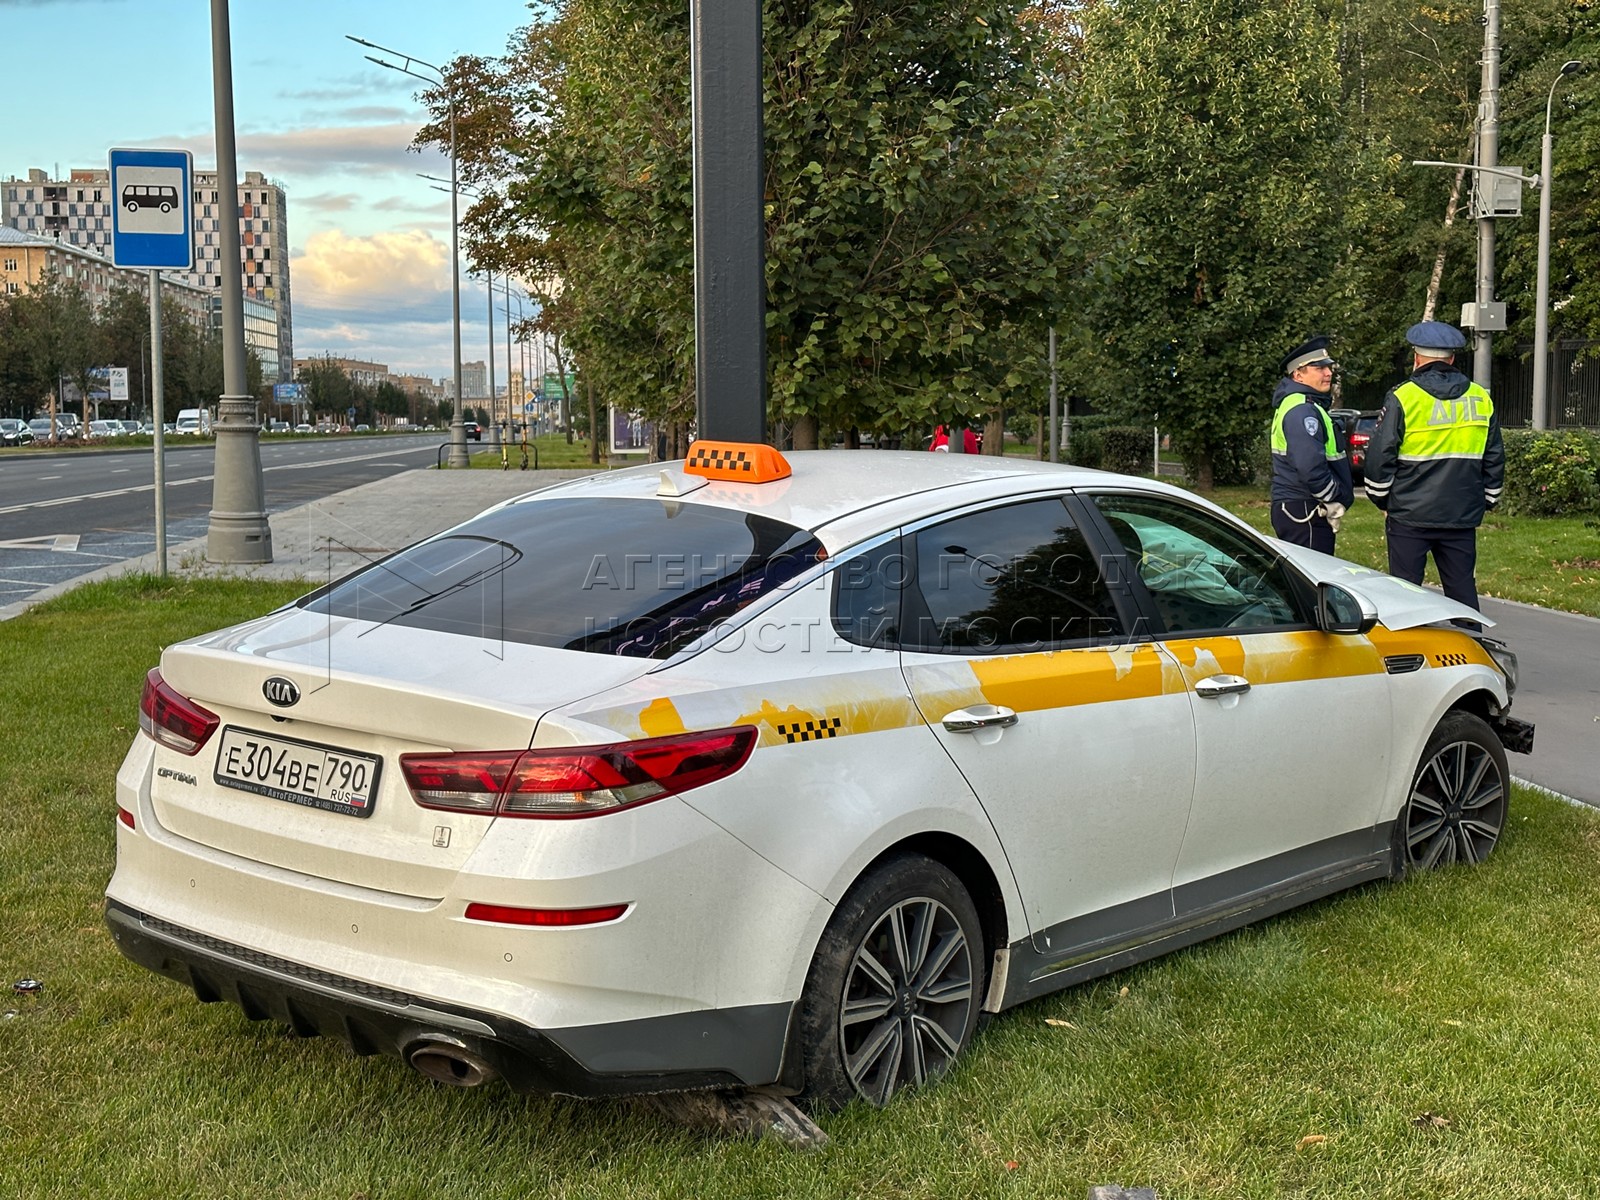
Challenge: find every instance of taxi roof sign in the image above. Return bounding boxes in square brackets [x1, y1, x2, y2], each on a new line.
[683, 441, 792, 483]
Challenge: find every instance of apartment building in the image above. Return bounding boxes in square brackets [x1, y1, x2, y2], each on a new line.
[0, 225, 210, 321]
[1, 166, 294, 383]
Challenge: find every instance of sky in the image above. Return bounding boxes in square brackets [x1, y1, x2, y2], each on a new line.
[1, 0, 539, 378]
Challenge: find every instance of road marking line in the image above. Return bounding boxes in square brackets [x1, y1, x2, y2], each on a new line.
[0, 445, 433, 516]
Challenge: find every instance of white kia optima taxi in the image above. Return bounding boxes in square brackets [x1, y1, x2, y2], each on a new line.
[106, 443, 1532, 1108]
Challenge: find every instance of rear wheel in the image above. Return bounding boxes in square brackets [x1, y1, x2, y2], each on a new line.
[1397, 711, 1509, 873]
[797, 854, 984, 1109]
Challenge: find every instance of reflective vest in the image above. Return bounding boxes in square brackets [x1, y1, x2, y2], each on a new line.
[1392, 379, 1493, 462]
[1269, 395, 1340, 463]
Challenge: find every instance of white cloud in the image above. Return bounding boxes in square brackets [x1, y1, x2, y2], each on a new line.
[293, 228, 450, 308]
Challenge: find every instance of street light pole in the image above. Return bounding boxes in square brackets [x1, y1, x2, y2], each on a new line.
[348, 35, 468, 467]
[207, 0, 272, 563]
[1533, 60, 1584, 431]
[1472, 0, 1502, 386]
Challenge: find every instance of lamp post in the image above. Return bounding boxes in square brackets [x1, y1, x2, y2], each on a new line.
[348, 35, 468, 467]
[207, 0, 271, 563]
[1533, 59, 1584, 431]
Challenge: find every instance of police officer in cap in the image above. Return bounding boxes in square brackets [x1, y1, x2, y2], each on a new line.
[1268, 334, 1353, 553]
[1362, 320, 1503, 611]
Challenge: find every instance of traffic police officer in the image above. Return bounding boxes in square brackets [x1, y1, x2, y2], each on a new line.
[1362, 321, 1503, 611]
[1269, 335, 1353, 553]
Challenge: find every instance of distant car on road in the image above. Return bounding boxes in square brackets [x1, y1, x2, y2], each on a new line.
[354, 423, 371, 433]
[27, 417, 76, 442]
[463, 421, 482, 441]
[87, 420, 120, 439]
[1, 418, 36, 446]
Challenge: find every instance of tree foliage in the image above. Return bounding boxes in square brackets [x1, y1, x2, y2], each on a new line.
[0, 274, 259, 420]
[405, 0, 1596, 475]
[420, 0, 1073, 441]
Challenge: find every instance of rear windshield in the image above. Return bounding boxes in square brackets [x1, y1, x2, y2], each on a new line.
[299, 497, 824, 658]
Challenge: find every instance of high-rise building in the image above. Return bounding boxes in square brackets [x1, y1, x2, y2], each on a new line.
[1, 166, 294, 385]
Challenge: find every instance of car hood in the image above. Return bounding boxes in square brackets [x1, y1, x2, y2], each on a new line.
[1271, 540, 1496, 631]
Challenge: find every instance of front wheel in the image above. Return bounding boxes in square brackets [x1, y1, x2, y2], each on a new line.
[796, 854, 984, 1110]
[1397, 711, 1509, 873]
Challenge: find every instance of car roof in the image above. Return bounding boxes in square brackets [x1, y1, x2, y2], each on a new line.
[504, 448, 1199, 552]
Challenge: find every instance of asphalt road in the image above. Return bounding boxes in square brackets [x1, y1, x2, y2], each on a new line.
[0, 435, 445, 609]
[1479, 597, 1599, 806]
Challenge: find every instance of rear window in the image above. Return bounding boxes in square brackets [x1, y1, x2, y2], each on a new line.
[300, 497, 824, 658]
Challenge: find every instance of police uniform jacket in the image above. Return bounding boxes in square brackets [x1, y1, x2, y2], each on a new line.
[1364, 362, 1504, 528]
[1268, 378, 1354, 507]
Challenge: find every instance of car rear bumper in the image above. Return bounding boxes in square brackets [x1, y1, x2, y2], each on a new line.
[105, 899, 795, 1097]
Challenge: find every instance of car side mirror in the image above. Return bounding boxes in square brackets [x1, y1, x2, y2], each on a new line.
[1316, 581, 1378, 635]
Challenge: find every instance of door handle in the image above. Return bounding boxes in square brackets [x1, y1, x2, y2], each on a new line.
[942, 704, 1019, 733]
[1195, 674, 1251, 699]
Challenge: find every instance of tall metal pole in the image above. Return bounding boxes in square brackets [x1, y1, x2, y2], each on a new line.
[149, 270, 168, 576]
[486, 267, 499, 448]
[690, 0, 767, 443]
[349, 37, 467, 466]
[1533, 61, 1584, 431]
[446, 100, 467, 465]
[504, 281, 514, 435]
[1472, 0, 1501, 386]
[1048, 325, 1059, 464]
[207, 0, 272, 563]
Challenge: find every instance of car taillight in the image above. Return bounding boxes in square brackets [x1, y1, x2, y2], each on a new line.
[463, 902, 629, 926]
[139, 668, 220, 755]
[401, 726, 757, 819]
[1350, 433, 1369, 447]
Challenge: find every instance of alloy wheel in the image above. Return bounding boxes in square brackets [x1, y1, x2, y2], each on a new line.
[839, 895, 975, 1105]
[1405, 737, 1507, 869]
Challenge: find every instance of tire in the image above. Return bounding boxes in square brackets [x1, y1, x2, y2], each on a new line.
[796, 854, 985, 1110]
[1396, 711, 1509, 874]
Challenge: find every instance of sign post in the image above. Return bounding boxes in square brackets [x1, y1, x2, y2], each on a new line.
[110, 147, 194, 578]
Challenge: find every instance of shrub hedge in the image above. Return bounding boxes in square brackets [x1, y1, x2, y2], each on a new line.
[1500, 429, 1600, 516]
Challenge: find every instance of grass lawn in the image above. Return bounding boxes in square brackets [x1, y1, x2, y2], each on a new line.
[458, 434, 611, 471]
[4, 576, 1600, 1198]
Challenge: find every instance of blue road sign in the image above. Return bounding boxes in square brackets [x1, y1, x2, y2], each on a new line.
[109, 148, 194, 270]
[273, 383, 306, 401]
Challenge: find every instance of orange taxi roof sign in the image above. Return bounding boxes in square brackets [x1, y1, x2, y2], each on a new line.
[682, 440, 792, 483]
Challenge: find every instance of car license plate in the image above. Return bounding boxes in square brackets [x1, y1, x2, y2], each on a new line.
[214, 727, 381, 818]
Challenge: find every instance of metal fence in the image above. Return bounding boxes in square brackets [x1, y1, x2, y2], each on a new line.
[1493, 339, 1600, 429]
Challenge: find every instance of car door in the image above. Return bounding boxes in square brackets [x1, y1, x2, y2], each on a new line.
[1086, 492, 1394, 911]
[895, 494, 1199, 957]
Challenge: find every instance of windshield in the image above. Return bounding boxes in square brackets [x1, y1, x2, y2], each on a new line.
[300, 497, 825, 658]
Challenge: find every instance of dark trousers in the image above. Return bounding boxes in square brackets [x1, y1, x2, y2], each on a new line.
[1271, 500, 1335, 555]
[1386, 521, 1479, 610]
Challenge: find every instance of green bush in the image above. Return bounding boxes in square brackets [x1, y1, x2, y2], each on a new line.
[1066, 427, 1104, 469]
[1211, 433, 1263, 487]
[1101, 426, 1152, 475]
[1501, 429, 1600, 516]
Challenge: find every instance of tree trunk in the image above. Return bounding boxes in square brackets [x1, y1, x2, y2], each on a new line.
[792, 413, 819, 450]
[1422, 157, 1470, 321]
[984, 411, 1005, 455]
[586, 378, 600, 465]
[1192, 448, 1215, 492]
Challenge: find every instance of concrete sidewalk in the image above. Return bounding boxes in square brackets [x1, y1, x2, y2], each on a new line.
[0, 467, 599, 620]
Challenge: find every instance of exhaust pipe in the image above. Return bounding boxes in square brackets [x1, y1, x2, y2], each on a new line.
[406, 1037, 499, 1088]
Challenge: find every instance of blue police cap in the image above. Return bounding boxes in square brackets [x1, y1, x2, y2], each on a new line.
[1280, 335, 1336, 376]
[1406, 320, 1467, 355]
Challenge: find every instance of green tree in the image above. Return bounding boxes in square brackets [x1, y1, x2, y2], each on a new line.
[419, 0, 1072, 446]
[1069, 0, 1363, 487]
